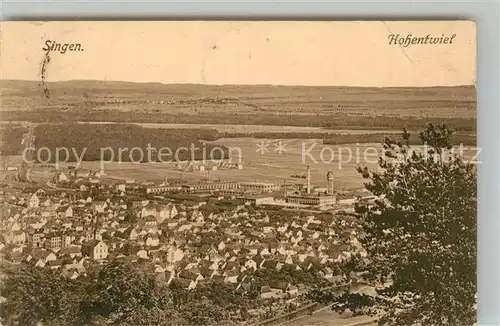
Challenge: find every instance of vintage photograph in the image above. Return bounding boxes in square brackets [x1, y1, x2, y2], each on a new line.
[0, 21, 476, 325]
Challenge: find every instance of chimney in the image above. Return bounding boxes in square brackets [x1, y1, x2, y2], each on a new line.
[327, 171, 334, 195]
[284, 179, 288, 199]
[306, 165, 311, 194]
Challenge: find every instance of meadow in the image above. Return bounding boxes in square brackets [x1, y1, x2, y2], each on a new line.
[26, 138, 475, 192]
[1, 80, 476, 127]
[0, 80, 476, 191]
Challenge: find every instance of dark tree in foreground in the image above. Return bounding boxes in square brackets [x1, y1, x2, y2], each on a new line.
[0, 264, 83, 326]
[0, 262, 182, 326]
[327, 124, 477, 325]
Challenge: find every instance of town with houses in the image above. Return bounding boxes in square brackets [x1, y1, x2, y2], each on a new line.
[0, 163, 377, 321]
[0, 152, 382, 319]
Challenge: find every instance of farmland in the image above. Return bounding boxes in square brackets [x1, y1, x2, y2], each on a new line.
[17, 138, 477, 192]
[75, 122, 402, 135]
[0, 80, 477, 191]
[20, 140, 378, 191]
[0, 80, 476, 131]
[280, 307, 377, 326]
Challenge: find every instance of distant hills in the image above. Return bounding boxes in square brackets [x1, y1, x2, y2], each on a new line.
[0, 79, 476, 126]
[0, 79, 476, 101]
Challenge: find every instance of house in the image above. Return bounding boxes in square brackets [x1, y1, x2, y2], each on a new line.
[136, 249, 148, 260]
[262, 260, 284, 271]
[223, 270, 239, 284]
[242, 195, 274, 206]
[64, 206, 73, 218]
[28, 218, 45, 231]
[28, 249, 57, 267]
[60, 246, 82, 258]
[235, 282, 251, 295]
[141, 204, 157, 219]
[5, 250, 22, 264]
[161, 219, 179, 229]
[173, 278, 197, 290]
[328, 274, 345, 285]
[74, 169, 91, 179]
[92, 201, 107, 213]
[34, 189, 46, 196]
[29, 194, 40, 208]
[337, 195, 357, 206]
[178, 223, 193, 232]
[322, 267, 334, 279]
[57, 206, 73, 218]
[31, 231, 45, 248]
[145, 234, 160, 247]
[55, 172, 69, 183]
[179, 269, 204, 284]
[156, 270, 174, 285]
[199, 268, 218, 280]
[44, 232, 65, 252]
[131, 199, 149, 209]
[260, 286, 282, 300]
[82, 240, 108, 260]
[5, 230, 26, 245]
[144, 215, 158, 227]
[165, 245, 185, 264]
[286, 285, 299, 297]
[189, 210, 204, 223]
[259, 247, 271, 256]
[141, 203, 178, 223]
[62, 270, 80, 280]
[126, 227, 139, 241]
[46, 259, 63, 270]
[244, 259, 258, 271]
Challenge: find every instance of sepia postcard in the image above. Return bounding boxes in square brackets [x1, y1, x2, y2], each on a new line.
[0, 21, 476, 326]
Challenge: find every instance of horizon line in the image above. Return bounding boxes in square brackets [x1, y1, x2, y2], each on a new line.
[0, 78, 476, 89]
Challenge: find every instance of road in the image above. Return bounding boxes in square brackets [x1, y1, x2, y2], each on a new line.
[18, 124, 36, 182]
[279, 285, 378, 326]
[279, 308, 377, 326]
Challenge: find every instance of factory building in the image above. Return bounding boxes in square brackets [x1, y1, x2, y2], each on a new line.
[286, 193, 337, 206]
[146, 180, 280, 195]
[239, 195, 275, 206]
[285, 167, 337, 207]
[218, 189, 260, 197]
[146, 185, 182, 194]
[239, 182, 281, 193]
[182, 181, 240, 192]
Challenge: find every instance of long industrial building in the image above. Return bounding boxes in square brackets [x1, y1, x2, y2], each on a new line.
[284, 166, 337, 207]
[146, 180, 280, 194]
[146, 185, 182, 194]
[181, 181, 240, 192]
[239, 182, 281, 192]
[286, 193, 337, 206]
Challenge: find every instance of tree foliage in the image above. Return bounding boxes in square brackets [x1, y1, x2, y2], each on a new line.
[80, 262, 178, 325]
[326, 124, 477, 325]
[1, 262, 182, 326]
[1, 262, 265, 326]
[1, 265, 82, 326]
[0, 124, 228, 161]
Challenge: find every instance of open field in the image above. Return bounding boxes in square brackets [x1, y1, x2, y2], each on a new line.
[280, 309, 377, 326]
[1, 80, 476, 120]
[0, 80, 477, 190]
[18, 140, 383, 191]
[74, 122, 403, 135]
[8, 138, 477, 192]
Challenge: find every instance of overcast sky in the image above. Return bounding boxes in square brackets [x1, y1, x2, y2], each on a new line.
[1, 21, 475, 87]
